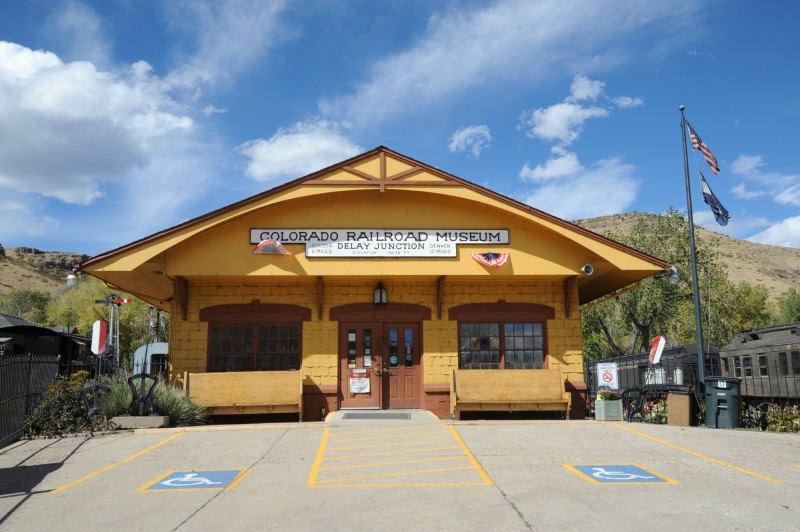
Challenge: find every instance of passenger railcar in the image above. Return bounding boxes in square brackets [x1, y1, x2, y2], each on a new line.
[719, 322, 800, 403]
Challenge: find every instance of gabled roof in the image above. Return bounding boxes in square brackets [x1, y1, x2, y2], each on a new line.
[0, 313, 32, 328]
[80, 146, 670, 309]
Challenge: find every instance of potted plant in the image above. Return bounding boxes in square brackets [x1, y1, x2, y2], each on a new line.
[595, 390, 623, 421]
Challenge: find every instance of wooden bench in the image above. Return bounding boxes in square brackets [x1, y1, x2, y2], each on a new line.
[450, 368, 571, 420]
[184, 370, 302, 420]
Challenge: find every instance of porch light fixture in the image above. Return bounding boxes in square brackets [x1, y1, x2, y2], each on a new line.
[373, 283, 388, 305]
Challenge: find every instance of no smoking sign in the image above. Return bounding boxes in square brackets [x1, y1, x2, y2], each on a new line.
[596, 362, 619, 390]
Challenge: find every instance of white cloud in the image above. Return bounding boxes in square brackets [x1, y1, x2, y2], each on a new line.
[0, 200, 59, 241]
[0, 42, 196, 206]
[45, 1, 112, 68]
[519, 151, 583, 182]
[775, 184, 800, 206]
[319, 0, 694, 125]
[519, 102, 609, 146]
[448, 125, 492, 158]
[732, 154, 764, 175]
[202, 105, 228, 116]
[165, 0, 292, 86]
[731, 183, 766, 200]
[748, 216, 800, 248]
[238, 119, 362, 182]
[521, 157, 639, 219]
[566, 75, 605, 102]
[612, 96, 644, 108]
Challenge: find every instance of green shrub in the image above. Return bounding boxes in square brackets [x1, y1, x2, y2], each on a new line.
[24, 372, 112, 437]
[766, 404, 800, 433]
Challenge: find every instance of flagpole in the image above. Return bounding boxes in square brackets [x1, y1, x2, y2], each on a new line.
[679, 105, 707, 388]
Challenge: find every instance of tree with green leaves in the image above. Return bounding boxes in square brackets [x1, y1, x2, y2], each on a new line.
[0, 289, 50, 324]
[776, 287, 800, 324]
[582, 209, 770, 360]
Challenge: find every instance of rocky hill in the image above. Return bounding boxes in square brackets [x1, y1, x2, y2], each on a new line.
[572, 212, 799, 301]
[0, 244, 88, 294]
[0, 212, 797, 300]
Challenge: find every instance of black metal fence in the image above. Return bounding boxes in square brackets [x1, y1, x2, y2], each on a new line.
[0, 354, 60, 448]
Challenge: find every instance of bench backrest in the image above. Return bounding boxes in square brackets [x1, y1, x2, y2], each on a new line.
[186, 370, 302, 405]
[452, 368, 567, 402]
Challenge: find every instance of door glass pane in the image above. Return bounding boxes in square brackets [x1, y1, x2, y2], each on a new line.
[404, 328, 413, 367]
[388, 329, 399, 368]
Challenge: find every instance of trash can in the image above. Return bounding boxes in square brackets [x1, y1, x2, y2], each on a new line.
[704, 377, 741, 429]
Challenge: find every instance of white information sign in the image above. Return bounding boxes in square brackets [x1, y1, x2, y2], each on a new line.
[349, 370, 370, 393]
[596, 362, 620, 390]
[249, 228, 510, 258]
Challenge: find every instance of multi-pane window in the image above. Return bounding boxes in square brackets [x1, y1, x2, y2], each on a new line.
[758, 354, 769, 377]
[778, 352, 788, 376]
[210, 323, 300, 372]
[722, 358, 730, 376]
[742, 356, 752, 377]
[459, 322, 545, 369]
[793, 351, 800, 376]
[733, 357, 741, 377]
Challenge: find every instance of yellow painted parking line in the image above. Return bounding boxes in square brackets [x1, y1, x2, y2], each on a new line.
[320, 455, 468, 471]
[51, 433, 183, 494]
[330, 429, 448, 442]
[315, 465, 476, 485]
[328, 424, 443, 436]
[327, 437, 454, 452]
[307, 424, 492, 488]
[323, 445, 462, 461]
[613, 423, 782, 484]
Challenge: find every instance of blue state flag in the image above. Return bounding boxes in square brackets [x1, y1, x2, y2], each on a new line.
[700, 172, 730, 226]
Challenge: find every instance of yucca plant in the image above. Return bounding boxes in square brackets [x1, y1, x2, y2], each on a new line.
[97, 375, 207, 427]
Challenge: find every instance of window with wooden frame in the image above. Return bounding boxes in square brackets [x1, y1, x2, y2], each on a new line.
[200, 303, 311, 372]
[449, 302, 554, 370]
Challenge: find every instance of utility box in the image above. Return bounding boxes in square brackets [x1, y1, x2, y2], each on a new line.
[667, 393, 692, 426]
[705, 377, 741, 429]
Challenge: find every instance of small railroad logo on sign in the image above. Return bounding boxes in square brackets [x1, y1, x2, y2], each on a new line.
[564, 464, 676, 484]
[138, 469, 249, 491]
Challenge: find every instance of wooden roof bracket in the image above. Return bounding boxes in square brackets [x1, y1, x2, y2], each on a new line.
[176, 276, 189, 321]
[317, 276, 324, 320]
[437, 275, 446, 319]
[563, 276, 578, 318]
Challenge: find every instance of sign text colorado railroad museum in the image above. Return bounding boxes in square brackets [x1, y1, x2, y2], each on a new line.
[80, 146, 670, 421]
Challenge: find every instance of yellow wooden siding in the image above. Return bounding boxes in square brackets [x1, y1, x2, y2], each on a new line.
[168, 278, 584, 389]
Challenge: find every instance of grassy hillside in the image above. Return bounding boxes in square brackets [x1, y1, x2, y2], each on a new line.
[572, 212, 800, 301]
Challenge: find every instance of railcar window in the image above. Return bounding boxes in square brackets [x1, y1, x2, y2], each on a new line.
[743, 356, 752, 377]
[758, 355, 768, 376]
[722, 358, 730, 376]
[733, 357, 741, 377]
[792, 351, 800, 376]
[779, 352, 788, 376]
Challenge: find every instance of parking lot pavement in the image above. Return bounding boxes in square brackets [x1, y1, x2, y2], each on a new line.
[1, 416, 799, 531]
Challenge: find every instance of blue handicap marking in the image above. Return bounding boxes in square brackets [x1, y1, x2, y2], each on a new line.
[144, 470, 246, 491]
[568, 464, 674, 484]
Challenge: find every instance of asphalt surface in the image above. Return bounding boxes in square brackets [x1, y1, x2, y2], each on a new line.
[1, 410, 799, 531]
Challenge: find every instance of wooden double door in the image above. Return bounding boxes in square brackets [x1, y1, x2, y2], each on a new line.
[339, 321, 421, 409]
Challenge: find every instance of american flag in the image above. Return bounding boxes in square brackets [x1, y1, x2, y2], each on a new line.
[687, 121, 720, 175]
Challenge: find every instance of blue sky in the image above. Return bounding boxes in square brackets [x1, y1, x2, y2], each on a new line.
[1, 0, 799, 256]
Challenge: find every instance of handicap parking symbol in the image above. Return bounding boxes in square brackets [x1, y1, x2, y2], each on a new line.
[140, 470, 249, 491]
[565, 464, 676, 484]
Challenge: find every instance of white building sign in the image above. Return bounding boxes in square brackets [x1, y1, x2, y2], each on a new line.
[249, 229, 510, 257]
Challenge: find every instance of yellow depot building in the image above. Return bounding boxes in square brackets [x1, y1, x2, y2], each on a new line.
[79, 147, 669, 421]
